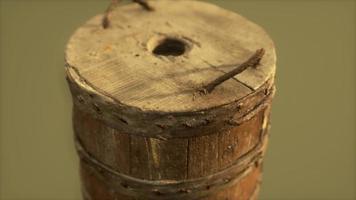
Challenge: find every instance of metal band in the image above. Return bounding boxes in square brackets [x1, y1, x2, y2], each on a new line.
[67, 65, 275, 139]
[75, 132, 267, 200]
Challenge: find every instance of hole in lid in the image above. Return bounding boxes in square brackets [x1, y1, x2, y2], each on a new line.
[152, 38, 186, 56]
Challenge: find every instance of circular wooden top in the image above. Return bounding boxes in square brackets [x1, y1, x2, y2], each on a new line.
[65, 0, 276, 113]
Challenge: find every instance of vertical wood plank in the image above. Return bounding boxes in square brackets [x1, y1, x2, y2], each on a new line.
[94, 126, 117, 169]
[148, 138, 188, 180]
[130, 136, 151, 179]
[130, 136, 188, 180]
[80, 161, 135, 200]
[112, 131, 131, 174]
[219, 110, 265, 169]
[74, 108, 131, 174]
[73, 108, 100, 160]
[202, 166, 262, 200]
[188, 134, 220, 178]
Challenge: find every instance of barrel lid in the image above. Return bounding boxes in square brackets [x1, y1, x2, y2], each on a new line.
[65, 0, 276, 113]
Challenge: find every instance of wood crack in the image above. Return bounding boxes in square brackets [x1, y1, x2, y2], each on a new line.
[201, 59, 255, 92]
[200, 49, 265, 94]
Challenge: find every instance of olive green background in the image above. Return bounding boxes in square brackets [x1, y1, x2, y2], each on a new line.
[0, 0, 355, 199]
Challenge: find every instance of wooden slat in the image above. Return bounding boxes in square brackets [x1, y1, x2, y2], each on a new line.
[188, 134, 220, 178]
[130, 137, 188, 180]
[219, 110, 265, 169]
[74, 108, 131, 174]
[202, 166, 262, 200]
[112, 131, 131, 174]
[129, 136, 151, 179]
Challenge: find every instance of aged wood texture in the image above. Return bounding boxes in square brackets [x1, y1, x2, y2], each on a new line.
[66, 0, 276, 199]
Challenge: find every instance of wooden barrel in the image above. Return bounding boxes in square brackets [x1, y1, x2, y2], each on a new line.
[65, 0, 276, 199]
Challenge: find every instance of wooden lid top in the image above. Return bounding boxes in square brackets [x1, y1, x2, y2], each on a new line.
[65, 0, 276, 113]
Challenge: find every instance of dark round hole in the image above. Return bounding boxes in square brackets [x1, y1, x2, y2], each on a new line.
[152, 38, 186, 56]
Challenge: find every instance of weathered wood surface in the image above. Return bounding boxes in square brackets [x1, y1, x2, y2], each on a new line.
[74, 105, 271, 199]
[65, 0, 276, 113]
[66, 0, 276, 199]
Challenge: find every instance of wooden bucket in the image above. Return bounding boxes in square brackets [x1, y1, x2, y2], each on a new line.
[65, 1, 276, 199]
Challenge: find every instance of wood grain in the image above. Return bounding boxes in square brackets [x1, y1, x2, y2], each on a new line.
[66, 0, 277, 199]
[65, 0, 276, 112]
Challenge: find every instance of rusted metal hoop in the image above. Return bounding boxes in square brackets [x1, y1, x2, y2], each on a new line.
[75, 129, 268, 199]
[67, 65, 275, 140]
